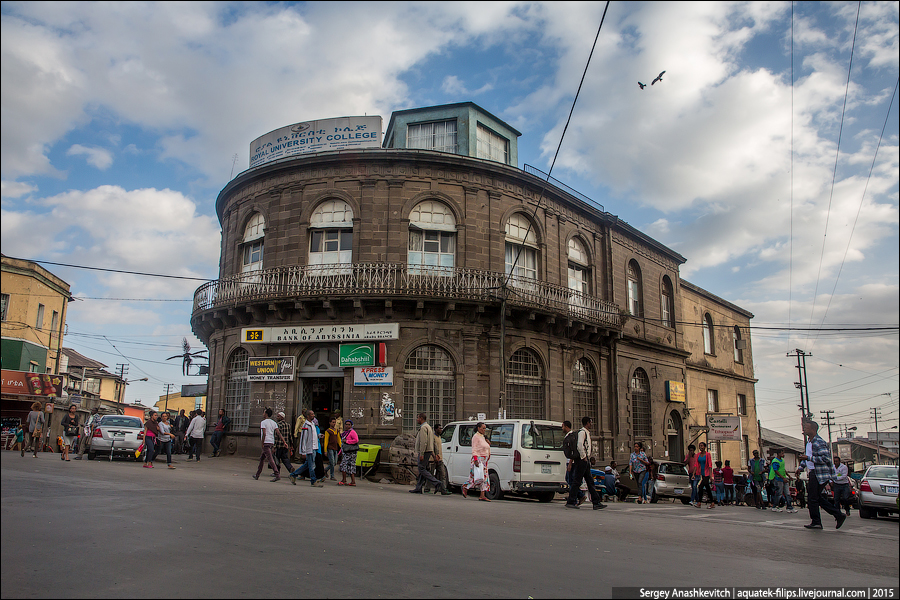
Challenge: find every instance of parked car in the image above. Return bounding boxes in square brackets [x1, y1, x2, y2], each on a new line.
[650, 460, 693, 504]
[440, 419, 569, 502]
[88, 415, 144, 460]
[857, 465, 899, 519]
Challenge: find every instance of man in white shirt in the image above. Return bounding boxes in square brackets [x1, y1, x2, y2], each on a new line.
[289, 410, 324, 487]
[564, 416, 606, 510]
[833, 456, 852, 517]
[253, 407, 283, 482]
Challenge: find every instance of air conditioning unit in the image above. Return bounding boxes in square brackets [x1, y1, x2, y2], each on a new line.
[735, 340, 747, 350]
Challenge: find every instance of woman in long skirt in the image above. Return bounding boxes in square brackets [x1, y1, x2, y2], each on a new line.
[338, 419, 358, 486]
[462, 422, 491, 501]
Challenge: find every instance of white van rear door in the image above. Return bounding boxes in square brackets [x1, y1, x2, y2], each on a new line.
[519, 423, 566, 481]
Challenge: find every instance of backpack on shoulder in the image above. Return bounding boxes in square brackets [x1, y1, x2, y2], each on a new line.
[563, 431, 579, 460]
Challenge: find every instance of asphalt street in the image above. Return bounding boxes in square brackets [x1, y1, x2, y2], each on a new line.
[2, 450, 898, 598]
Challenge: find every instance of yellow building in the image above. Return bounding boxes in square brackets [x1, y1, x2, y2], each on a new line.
[681, 281, 760, 473]
[155, 392, 207, 416]
[1, 255, 72, 373]
[60, 347, 133, 411]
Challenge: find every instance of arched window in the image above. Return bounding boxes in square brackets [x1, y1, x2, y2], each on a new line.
[733, 326, 743, 363]
[627, 260, 643, 317]
[224, 348, 250, 432]
[631, 368, 651, 438]
[309, 200, 353, 271]
[661, 276, 675, 328]
[505, 213, 539, 286]
[567, 237, 590, 295]
[506, 348, 544, 420]
[403, 345, 456, 432]
[408, 201, 456, 275]
[573, 358, 598, 428]
[241, 213, 265, 276]
[703, 313, 715, 355]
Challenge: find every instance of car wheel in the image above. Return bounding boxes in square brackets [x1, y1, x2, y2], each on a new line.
[859, 506, 875, 519]
[680, 497, 692, 505]
[650, 490, 659, 504]
[88, 451, 96, 461]
[486, 472, 503, 500]
[536, 492, 555, 503]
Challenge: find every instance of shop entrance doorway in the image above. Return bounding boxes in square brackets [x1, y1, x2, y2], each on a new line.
[298, 345, 344, 426]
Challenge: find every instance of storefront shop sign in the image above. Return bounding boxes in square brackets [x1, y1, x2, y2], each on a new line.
[354, 367, 393, 386]
[241, 323, 399, 344]
[247, 356, 295, 381]
[1, 370, 64, 397]
[707, 415, 742, 442]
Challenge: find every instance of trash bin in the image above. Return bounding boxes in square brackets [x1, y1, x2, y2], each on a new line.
[355, 444, 381, 468]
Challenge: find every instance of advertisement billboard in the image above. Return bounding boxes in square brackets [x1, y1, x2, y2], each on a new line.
[247, 357, 295, 382]
[249, 116, 382, 168]
[707, 415, 743, 442]
[339, 344, 375, 367]
[354, 367, 393, 387]
[666, 381, 685, 403]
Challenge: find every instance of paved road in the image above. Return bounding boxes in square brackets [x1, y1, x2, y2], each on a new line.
[2, 451, 898, 598]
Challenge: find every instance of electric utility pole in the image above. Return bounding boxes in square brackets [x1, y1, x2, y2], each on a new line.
[163, 383, 173, 412]
[872, 407, 882, 465]
[820, 410, 835, 451]
[787, 349, 812, 441]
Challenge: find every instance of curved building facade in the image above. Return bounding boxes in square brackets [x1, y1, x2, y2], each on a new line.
[192, 103, 757, 462]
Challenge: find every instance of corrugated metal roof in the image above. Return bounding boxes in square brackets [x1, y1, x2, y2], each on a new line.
[761, 427, 805, 453]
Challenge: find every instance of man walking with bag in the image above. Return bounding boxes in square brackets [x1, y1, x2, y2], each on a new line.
[565, 417, 606, 510]
[800, 419, 846, 530]
[410, 413, 448, 495]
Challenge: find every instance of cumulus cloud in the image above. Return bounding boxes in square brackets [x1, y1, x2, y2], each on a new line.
[66, 144, 114, 170]
[1, 180, 37, 198]
[0, 185, 220, 304]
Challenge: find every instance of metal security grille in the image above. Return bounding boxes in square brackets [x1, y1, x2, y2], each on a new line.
[402, 345, 456, 432]
[506, 349, 544, 420]
[631, 368, 651, 438]
[572, 358, 598, 427]
[224, 348, 250, 432]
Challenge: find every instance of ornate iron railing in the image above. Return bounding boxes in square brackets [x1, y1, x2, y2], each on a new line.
[193, 263, 622, 329]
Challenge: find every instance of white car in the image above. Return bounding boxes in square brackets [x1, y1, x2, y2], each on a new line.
[858, 465, 899, 519]
[88, 415, 144, 460]
[440, 419, 569, 502]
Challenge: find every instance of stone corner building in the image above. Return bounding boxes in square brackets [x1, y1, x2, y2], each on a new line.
[191, 102, 759, 465]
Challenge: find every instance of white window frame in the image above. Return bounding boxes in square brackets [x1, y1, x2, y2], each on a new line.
[408, 201, 456, 275]
[627, 261, 642, 317]
[309, 200, 354, 273]
[703, 313, 715, 355]
[407, 120, 458, 153]
[707, 389, 719, 412]
[476, 123, 509, 164]
[241, 213, 265, 278]
[661, 276, 674, 328]
[505, 214, 539, 287]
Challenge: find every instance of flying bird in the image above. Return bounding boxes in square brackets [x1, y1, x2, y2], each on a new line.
[651, 71, 666, 85]
[638, 82, 647, 90]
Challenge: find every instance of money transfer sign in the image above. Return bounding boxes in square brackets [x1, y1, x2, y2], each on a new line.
[250, 116, 382, 168]
[707, 415, 742, 442]
[354, 367, 393, 387]
[340, 344, 374, 367]
[247, 356, 295, 382]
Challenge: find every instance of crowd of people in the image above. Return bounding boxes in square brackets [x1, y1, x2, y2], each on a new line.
[9, 403, 858, 530]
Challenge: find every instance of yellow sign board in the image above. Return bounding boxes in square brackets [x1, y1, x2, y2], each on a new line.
[666, 381, 686, 403]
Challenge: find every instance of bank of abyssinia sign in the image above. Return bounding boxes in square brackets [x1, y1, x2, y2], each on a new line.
[249, 116, 382, 168]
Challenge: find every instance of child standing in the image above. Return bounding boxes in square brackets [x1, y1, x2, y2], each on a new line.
[14, 424, 25, 456]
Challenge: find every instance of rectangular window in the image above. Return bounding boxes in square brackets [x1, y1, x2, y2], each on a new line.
[627, 280, 641, 316]
[707, 389, 719, 413]
[709, 440, 720, 464]
[36, 304, 45, 329]
[407, 120, 457, 153]
[738, 394, 747, 416]
[741, 435, 749, 467]
[242, 240, 264, 272]
[476, 124, 509, 164]
[408, 230, 455, 274]
[51, 310, 59, 333]
[309, 229, 352, 270]
[0, 293, 8, 321]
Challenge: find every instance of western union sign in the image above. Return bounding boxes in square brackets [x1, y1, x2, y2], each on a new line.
[247, 356, 295, 381]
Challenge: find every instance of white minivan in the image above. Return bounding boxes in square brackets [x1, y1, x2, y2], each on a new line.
[439, 419, 570, 502]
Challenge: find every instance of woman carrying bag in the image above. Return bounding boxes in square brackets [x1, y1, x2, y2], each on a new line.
[60, 405, 80, 461]
[462, 422, 491, 501]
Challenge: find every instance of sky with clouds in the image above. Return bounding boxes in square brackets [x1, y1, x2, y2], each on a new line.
[2, 1, 897, 440]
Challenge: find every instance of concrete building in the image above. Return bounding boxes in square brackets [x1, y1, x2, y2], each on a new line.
[681, 282, 759, 470]
[1, 255, 71, 373]
[191, 102, 760, 462]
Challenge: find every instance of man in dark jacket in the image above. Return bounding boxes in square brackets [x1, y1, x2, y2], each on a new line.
[210, 409, 231, 457]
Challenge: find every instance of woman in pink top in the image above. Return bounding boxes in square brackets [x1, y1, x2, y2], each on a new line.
[463, 422, 491, 501]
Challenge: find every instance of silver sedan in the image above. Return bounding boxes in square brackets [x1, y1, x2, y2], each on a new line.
[88, 415, 144, 460]
[858, 465, 899, 519]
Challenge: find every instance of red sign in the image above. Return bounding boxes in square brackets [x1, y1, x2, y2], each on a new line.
[1, 370, 64, 397]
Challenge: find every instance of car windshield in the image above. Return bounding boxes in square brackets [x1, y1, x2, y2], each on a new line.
[867, 466, 898, 480]
[100, 416, 142, 428]
[521, 424, 564, 450]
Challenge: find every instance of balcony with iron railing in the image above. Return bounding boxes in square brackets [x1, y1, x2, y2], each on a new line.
[192, 263, 623, 331]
